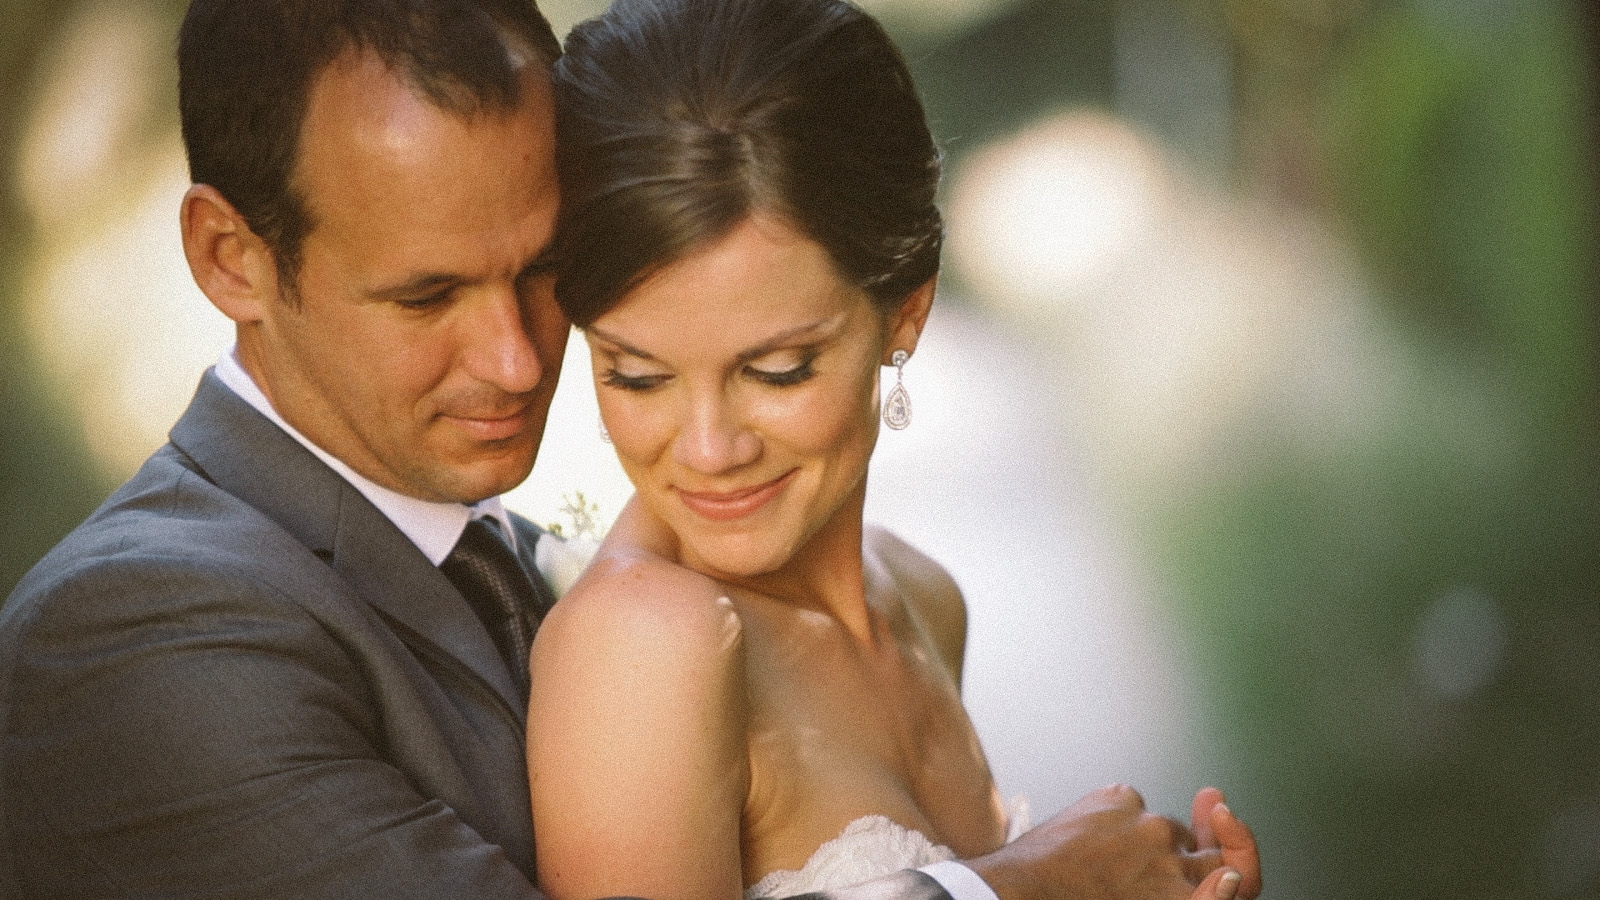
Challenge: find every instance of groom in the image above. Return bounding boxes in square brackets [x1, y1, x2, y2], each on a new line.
[0, 1, 1256, 898]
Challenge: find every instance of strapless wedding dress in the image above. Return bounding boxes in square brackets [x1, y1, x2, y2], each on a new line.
[744, 815, 955, 899]
[744, 800, 1030, 899]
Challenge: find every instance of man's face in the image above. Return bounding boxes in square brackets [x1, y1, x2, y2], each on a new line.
[237, 50, 568, 503]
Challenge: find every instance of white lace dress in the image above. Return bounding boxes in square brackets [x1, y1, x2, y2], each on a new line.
[744, 800, 1030, 899]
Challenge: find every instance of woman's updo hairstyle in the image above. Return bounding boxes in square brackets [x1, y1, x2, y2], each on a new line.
[551, 0, 942, 327]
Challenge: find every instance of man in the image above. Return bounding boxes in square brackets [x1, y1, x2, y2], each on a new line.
[0, 1, 1257, 898]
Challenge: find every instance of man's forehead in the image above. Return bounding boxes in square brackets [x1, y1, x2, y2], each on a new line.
[294, 49, 555, 209]
[285, 48, 558, 287]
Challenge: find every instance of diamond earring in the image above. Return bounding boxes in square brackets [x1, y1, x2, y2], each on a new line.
[599, 417, 611, 443]
[882, 349, 911, 430]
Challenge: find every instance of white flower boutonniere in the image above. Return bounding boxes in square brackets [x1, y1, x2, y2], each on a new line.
[535, 534, 600, 599]
[534, 492, 607, 599]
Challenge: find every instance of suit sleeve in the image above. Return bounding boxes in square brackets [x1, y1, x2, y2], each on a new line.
[0, 554, 543, 900]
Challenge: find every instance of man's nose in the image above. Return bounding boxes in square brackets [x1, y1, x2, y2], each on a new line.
[672, 393, 760, 475]
[461, 286, 542, 394]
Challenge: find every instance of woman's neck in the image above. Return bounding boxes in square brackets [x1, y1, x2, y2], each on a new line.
[693, 485, 880, 645]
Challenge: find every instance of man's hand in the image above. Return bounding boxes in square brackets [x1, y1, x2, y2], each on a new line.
[964, 784, 1261, 900]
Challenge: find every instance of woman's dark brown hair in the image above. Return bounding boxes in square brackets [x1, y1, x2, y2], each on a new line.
[551, 0, 942, 327]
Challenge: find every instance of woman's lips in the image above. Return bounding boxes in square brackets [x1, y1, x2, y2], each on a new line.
[675, 470, 798, 522]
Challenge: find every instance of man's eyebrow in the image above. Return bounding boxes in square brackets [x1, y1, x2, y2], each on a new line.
[587, 314, 845, 363]
[368, 273, 461, 301]
[367, 247, 554, 302]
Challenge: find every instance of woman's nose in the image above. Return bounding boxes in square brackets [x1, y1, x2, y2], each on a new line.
[672, 394, 760, 475]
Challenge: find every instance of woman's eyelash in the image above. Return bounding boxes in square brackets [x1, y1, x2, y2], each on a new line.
[746, 356, 817, 387]
[601, 353, 819, 390]
[601, 369, 668, 391]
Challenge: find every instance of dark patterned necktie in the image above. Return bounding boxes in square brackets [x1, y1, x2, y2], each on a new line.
[439, 518, 546, 703]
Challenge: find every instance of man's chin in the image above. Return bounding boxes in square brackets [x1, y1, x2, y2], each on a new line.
[418, 449, 539, 505]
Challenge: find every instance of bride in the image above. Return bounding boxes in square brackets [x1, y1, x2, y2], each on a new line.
[527, 0, 1258, 898]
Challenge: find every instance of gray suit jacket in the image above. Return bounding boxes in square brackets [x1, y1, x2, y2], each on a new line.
[0, 372, 949, 900]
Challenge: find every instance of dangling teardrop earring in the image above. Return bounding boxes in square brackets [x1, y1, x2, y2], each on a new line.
[882, 349, 912, 430]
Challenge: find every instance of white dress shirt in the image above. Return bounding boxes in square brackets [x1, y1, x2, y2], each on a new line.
[211, 347, 998, 900]
[213, 346, 511, 563]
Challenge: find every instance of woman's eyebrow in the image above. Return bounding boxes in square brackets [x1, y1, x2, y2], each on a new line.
[588, 312, 848, 362]
[733, 314, 846, 363]
[584, 326, 658, 361]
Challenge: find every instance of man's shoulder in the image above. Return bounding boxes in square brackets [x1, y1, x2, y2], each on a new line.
[4, 442, 329, 631]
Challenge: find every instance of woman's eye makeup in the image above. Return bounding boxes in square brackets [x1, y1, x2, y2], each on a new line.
[745, 352, 818, 387]
[600, 367, 671, 391]
[596, 346, 822, 391]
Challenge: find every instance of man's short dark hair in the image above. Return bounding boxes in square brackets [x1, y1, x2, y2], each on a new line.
[179, 0, 561, 297]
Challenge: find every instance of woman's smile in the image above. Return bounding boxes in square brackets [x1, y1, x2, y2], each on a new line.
[674, 469, 800, 522]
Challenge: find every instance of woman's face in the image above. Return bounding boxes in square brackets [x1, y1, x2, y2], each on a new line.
[584, 214, 929, 580]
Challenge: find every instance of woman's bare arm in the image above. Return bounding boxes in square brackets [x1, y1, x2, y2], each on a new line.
[528, 552, 750, 900]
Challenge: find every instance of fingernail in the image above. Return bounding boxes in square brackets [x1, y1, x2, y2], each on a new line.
[1215, 803, 1232, 820]
[1215, 869, 1242, 900]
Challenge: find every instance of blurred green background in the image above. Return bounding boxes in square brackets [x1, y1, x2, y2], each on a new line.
[3, 0, 1597, 896]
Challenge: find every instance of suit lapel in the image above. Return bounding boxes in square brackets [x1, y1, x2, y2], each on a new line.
[168, 371, 526, 721]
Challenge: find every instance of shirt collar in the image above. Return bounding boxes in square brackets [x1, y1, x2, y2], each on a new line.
[213, 345, 515, 565]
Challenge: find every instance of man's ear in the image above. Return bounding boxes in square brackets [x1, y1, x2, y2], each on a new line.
[882, 275, 936, 364]
[180, 184, 282, 324]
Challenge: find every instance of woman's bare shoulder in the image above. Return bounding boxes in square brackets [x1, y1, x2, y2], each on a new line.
[527, 545, 750, 900]
[863, 526, 968, 682]
[534, 543, 744, 672]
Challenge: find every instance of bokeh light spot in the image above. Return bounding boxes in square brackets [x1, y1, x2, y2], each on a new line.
[1413, 585, 1509, 699]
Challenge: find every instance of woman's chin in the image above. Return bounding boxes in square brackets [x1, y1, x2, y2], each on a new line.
[678, 535, 796, 583]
